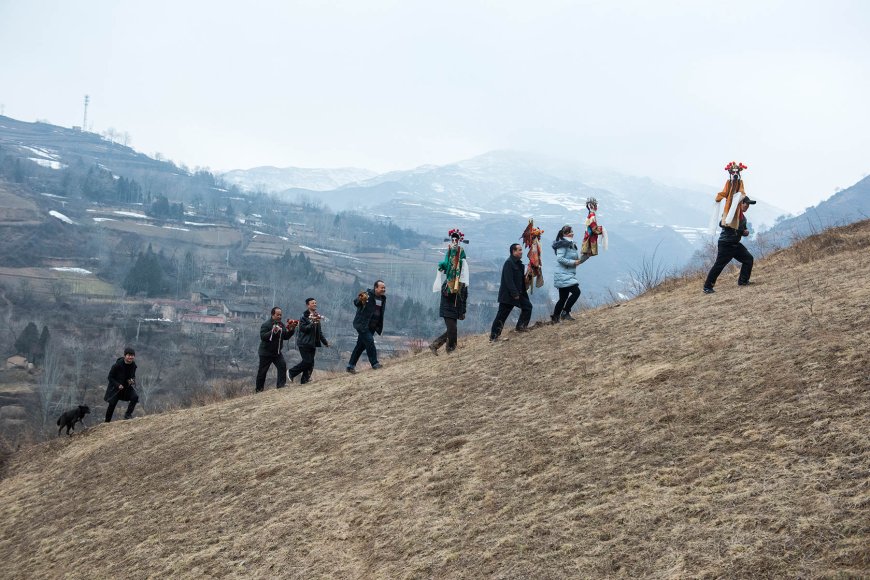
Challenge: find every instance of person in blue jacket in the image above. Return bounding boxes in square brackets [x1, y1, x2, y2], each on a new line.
[551, 225, 582, 322]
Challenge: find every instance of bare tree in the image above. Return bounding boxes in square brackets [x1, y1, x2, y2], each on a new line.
[37, 340, 63, 431]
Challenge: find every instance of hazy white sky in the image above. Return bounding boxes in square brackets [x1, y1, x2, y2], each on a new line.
[1, 0, 868, 213]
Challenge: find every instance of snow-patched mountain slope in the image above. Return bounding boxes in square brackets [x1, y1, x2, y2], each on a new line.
[222, 165, 376, 193]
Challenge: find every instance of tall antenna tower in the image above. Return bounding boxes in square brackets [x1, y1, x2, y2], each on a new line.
[82, 95, 90, 131]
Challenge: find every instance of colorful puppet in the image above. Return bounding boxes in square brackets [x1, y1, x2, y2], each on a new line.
[433, 228, 470, 294]
[580, 197, 606, 263]
[521, 218, 545, 291]
[715, 161, 749, 229]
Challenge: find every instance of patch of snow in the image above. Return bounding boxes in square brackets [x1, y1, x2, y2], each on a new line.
[113, 211, 151, 219]
[520, 191, 588, 213]
[49, 210, 74, 224]
[30, 158, 66, 170]
[252, 230, 270, 236]
[184, 221, 217, 227]
[279, 236, 289, 241]
[92, 217, 116, 222]
[298, 245, 363, 262]
[435, 207, 481, 220]
[672, 225, 709, 244]
[21, 145, 59, 160]
[162, 226, 190, 232]
[40, 193, 67, 199]
[51, 267, 92, 275]
[431, 183, 445, 193]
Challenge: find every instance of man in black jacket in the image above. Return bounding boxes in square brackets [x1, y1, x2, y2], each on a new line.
[346, 280, 386, 373]
[104, 347, 139, 422]
[255, 307, 297, 392]
[289, 297, 329, 384]
[704, 196, 755, 293]
[490, 243, 533, 341]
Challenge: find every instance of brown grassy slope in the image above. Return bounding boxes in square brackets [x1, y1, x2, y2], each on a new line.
[1, 221, 868, 579]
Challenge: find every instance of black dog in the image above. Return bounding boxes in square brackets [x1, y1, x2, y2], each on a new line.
[57, 405, 90, 436]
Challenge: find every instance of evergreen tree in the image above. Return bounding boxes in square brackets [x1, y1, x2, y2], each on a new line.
[35, 325, 51, 364]
[14, 322, 39, 359]
[123, 244, 168, 297]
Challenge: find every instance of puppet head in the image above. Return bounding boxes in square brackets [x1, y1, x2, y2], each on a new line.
[725, 161, 748, 182]
[585, 197, 598, 211]
[521, 219, 544, 248]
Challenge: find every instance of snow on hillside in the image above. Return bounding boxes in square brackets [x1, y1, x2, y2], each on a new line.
[49, 210, 74, 224]
[50, 267, 92, 275]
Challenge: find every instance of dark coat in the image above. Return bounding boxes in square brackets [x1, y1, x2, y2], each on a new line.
[296, 310, 329, 349]
[439, 283, 468, 320]
[258, 318, 295, 356]
[497, 256, 527, 306]
[719, 215, 748, 244]
[353, 289, 386, 335]
[104, 357, 137, 402]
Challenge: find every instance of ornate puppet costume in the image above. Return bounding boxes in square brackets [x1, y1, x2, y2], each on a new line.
[580, 197, 606, 263]
[521, 219, 545, 292]
[438, 228, 468, 294]
[716, 161, 749, 228]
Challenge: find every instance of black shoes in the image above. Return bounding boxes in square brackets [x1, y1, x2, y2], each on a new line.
[737, 281, 752, 286]
[550, 314, 560, 324]
[346, 367, 356, 374]
[372, 363, 383, 370]
[703, 286, 715, 294]
[561, 312, 575, 321]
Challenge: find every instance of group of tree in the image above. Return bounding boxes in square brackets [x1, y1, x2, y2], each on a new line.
[123, 244, 170, 297]
[14, 322, 50, 364]
[148, 194, 185, 219]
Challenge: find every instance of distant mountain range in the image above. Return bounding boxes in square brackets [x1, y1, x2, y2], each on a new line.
[760, 174, 870, 243]
[222, 166, 376, 193]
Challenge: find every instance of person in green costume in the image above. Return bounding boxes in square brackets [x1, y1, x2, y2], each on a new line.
[430, 229, 469, 354]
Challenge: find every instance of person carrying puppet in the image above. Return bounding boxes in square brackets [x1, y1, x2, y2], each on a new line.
[430, 228, 470, 354]
[704, 161, 755, 293]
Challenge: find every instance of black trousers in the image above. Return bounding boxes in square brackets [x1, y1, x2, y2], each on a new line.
[348, 329, 379, 368]
[431, 317, 459, 352]
[705, 242, 754, 288]
[288, 346, 316, 383]
[553, 284, 581, 316]
[106, 390, 138, 422]
[255, 353, 287, 392]
[490, 296, 533, 340]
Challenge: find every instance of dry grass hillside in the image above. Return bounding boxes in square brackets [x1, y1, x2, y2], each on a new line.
[1, 221, 868, 578]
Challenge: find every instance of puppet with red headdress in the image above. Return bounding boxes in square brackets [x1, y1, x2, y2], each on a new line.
[715, 161, 749, 229]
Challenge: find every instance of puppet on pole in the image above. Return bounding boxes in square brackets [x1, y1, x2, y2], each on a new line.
[521, 218, 545, 292]
[716, 161, 749, 229]
[580, 197, 606, 264]
[433, 228, 469, 294]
